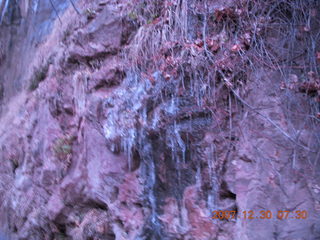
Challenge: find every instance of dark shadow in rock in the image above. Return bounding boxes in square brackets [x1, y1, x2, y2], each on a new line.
[219, 181, 236, 200]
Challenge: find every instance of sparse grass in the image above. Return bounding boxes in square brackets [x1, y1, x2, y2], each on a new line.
[53, 135, 73, 160]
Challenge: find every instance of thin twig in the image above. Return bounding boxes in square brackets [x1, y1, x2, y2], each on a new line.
[218, 70, 315, 153]
[49, 0, 62, 24]
[70, 0, 80, 15]
[235, 88, 314, 152]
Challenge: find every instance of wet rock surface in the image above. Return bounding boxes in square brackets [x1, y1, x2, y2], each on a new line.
[0, 0, 319, 239]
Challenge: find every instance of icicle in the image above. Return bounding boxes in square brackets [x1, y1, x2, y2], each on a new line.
[152, 109, 160, 130]
[196, 87, 201, 106]
[142, 106, 147, 127]
[170, 136, 176, 165]
[171, 121, 182, 189]
[33, 0, 39, 12]
[124, 128, 136, 171]
[196, 162, 202, 188]
[174, 125, 186, 165]
[168, 97, 176, 114]
[181, 75, 186, 91]
[0, 0, 9, 24]
[190, 79, 194, 97]
[207, 143, 217, 210]
[149, 156, 157, 225]
[141, 138, 161, 236]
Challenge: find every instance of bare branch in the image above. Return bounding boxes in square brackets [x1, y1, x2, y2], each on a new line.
[70, 0, 80, 15]
[49, 0, 62, 24]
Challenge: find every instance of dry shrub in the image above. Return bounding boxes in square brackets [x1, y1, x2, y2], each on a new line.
[123, 0, 319, 105]
[120, 0, 320, 159]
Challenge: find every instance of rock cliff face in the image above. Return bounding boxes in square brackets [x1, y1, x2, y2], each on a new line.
[0, 0, 319, 239]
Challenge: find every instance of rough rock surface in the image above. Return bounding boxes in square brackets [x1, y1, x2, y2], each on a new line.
[0, 0, 319, 239]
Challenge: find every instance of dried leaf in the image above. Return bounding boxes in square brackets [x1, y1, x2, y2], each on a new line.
[231, 44, 241, 52]
[307, 71, 316, 81]
[280, 82, 286, 90]
[288, 74, 298, 83]
[242, 32, 251, 46]
[206, 38, 220, 52]
[164, 73, 171, 80]
[195, 39, 204, 48]
[303, 26, 311, 32]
